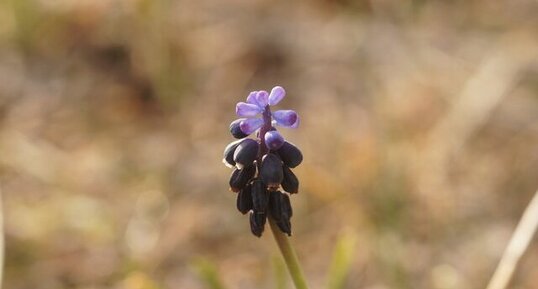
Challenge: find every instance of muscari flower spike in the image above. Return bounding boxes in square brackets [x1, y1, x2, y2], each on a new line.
[223, 86, 303, 237]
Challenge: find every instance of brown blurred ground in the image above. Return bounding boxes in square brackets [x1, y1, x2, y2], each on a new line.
[0, 0, 537, 288]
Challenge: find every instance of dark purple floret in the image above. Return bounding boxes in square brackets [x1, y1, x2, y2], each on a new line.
[269, 190, 284, 221]
[269, 191, 293, 220]
[277, 141, 303, 168]
[237, 184, 253, 214]
[223, 139, 243, 167]
[251, 179, 269, 212]
[230, 119, 248, 139]
[229, 165, 256, 192]
[281, 166, 299, 194]
[250, 211, 266, 237]
[270, 191, 292, 236]
[233, 139, 259, 169]
[276, 217, 292, 236]
[260, 153, 284, 191]
[268, 191, 291, 235]
[281, 193, 293, 218]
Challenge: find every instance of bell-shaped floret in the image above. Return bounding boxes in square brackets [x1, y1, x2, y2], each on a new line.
[233, 139, 259, 169]
[281, 166, 299, 194]
[229, 165, 256, 192]
[276, 141, 303, 168]
[260, 153, 283, 190]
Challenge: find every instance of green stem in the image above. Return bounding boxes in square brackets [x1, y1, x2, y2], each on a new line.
[258, 104, 308, 289]
[0, 186, 4, 289]
[269, 218, 309, 289]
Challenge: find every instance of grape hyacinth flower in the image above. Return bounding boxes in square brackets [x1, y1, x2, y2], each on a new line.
[223, 86, 303, 237]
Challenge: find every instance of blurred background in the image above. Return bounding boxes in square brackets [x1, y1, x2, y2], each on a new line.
[0, 0, 537, 288]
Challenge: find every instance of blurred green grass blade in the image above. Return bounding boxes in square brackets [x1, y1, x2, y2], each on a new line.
[326, 231, 358, 289]
[9, 0, 41, 49]
[192, 258, 228, 289]
[273, 255, 287, 289]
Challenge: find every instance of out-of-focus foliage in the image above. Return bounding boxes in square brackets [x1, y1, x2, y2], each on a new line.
[326, 230, 357, 289]
[192, 259, 228, 289]
[0, 0, 537, 288]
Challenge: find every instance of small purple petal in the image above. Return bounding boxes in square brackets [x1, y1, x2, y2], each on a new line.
[272, 110, 298, 127]
[268, 86, 285, 106]
[255, 91, 269, 108]
[246, 91, 259, 106]
[240, 118, 264, 134]
[236, 102, 262, 117]
[265, 130, 285, 150]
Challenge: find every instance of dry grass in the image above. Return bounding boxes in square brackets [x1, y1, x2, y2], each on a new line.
[0, 0, 537, 288]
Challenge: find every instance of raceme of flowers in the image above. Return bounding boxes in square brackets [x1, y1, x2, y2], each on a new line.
[223, 86, 303, 237]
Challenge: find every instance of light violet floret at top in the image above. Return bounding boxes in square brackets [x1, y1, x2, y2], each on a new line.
[233, 86, 299, 138]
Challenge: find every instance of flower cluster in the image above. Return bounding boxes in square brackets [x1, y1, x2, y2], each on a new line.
[223, 86, 303, 237]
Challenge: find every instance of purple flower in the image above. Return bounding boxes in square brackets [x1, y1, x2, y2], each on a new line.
[268, 86, 285, 106]
[224, 85, 303, 237]
[240, 118, 264, 135]
[236, 102, 263, 117]
[232, 86, 299, 136]
[272, 110, 299, 128]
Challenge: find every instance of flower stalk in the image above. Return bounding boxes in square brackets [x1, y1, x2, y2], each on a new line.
[257, 105, 309, 289]
[269, 218, 309, 289]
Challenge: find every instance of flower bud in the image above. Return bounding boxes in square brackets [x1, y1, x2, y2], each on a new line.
[229, 165, 256, 192]
[277, 218, 292, 236]
[222, 139, 242, 168]
[265, 130, 285, 151]
[260, 153, 283, 190]
[268, 190, 283, 221]
[273, 110, 298, 128]
[281, 166, 299, 194]
[281, 193, 293, 218]
[255, 91, 269, 108]
[251, 179, 269, 212]
[233, 139, 259, 169]
[236, 102, 262, 117]
[240, 118, 263, 135]
[229, 119, 248, 139]
[249, 211, 266, 237]
[237, 184, 253, 214]
[276, 141, 303, 168]
[268, 191, 292, 236]
[268, 86, 285, 106]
